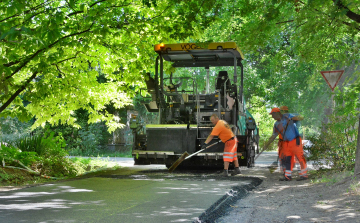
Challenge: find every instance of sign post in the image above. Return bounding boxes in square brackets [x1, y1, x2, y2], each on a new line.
[320, 70, 344, 91]
[320, 70, 344, 125]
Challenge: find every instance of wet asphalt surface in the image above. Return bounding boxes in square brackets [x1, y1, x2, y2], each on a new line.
[0, 154, 276, 223]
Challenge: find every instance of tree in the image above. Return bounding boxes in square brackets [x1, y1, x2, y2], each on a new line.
[196, 0, 360, 150]
[0, 0, 221, 131]
[231, 0, 359, 69]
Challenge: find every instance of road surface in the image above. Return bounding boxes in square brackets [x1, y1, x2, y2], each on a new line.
[0, 153, 277, 223]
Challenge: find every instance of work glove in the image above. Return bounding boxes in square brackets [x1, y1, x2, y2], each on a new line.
[201, 142, 208, 149]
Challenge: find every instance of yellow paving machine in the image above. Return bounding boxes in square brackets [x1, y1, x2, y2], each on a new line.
[131, 42, 259, 168]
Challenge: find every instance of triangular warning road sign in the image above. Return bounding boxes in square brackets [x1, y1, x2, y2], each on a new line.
[320, 70, 344, 91]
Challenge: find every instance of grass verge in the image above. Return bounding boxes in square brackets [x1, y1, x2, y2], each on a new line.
[0, 157, 120, 187]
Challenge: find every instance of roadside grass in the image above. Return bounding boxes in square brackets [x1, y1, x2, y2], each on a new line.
[68, 146, 132, 158]
[0, 167, 53, 186]
[0, 157, 121, 187]
[349, 180, 360, 195]
[70, 156, 121, 175]
[309, 169, 354, 186]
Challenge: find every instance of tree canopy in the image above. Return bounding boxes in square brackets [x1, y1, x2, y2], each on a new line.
[196, 0, 360, 136]
[1, 0, 359, 134]
[0, 0, 220, 131]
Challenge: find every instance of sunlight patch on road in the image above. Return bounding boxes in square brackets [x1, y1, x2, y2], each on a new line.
[287, 215, 301, 219]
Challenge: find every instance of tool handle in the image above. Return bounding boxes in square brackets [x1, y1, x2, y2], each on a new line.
[185, 140, 222, 160]
[254, 146, 269, 160]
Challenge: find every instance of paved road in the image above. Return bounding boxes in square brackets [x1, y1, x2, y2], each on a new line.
[0, 153, 276, 223]
[70, 151, 280, 168]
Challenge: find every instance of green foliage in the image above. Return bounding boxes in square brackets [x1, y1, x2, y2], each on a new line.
[35, 132, 76, 177]
[69, 156, 120, 175]
[0, 0, 221, 131]
[207, 0, 360, 70]
[307, 83, 359, 172]
[1, 131, 77, 177]
[310, 169, 353, 185]
[133, 94, 159, 125]
[34, 108, 113, 156]
[0, 144, 38, 167]
[307, 75, 360, 170]
[0, 116, 32, 141]
[10, 134, 46, 155]
[0, 168, 12, 181]
[197, 0, 360, 141]
[0, 130, 124, 184]
[0, 168, 27, 185]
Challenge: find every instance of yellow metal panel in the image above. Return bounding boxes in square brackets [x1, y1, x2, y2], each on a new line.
[154, 43, 203, 51]
[154, 42, 244, 59]
[146, 124, 198, 128]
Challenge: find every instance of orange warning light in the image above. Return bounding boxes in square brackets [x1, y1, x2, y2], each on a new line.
[159, 43, 165, 48]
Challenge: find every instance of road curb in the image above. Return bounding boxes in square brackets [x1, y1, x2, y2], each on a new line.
[194, 176, 263, 223]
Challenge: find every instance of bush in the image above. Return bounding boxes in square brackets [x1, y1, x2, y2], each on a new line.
[34, 132, 77, 177]
[11, 134, 46, 155]
[0, 144, 39, 167]
[35, 120, 112, 156]
[2, 131, 77, 177]
[306, 115, 357, 171]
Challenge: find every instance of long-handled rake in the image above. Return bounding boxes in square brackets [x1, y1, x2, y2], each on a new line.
[168, 140, 222, 173]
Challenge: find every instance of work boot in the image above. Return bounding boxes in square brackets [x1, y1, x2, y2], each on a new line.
[279, 176, 292, 181]
[296, 176, 308, 181]
[231, 167, 241, 176]
[222, 169, 229, 177]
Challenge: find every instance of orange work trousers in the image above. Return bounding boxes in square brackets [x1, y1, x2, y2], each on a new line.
[281, 137, 307, 179]
[223, 138, 238, 162]
[279, 140, 297, 173]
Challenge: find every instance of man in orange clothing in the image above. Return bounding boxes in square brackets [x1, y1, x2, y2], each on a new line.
[264, 108, 307, 181]
[280, 106, 302, 173]
[202, 114, 241, 177]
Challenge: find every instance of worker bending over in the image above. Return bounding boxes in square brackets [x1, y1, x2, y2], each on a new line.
[265, 108, 307, 181]
[202, 114, 241, 177]
[280, 106, 303, 173]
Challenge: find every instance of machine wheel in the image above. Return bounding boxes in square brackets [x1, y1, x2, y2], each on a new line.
[247, 161, 251, 168]
[246, 130, 256, 168]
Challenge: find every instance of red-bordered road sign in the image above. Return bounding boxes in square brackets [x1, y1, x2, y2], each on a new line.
[320, 70, 344, 91]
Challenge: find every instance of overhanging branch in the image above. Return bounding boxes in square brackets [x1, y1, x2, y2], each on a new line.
[276, 20, 294, 25]
[4, 24, 93, 80]
[333, 0, 360, 24]
[0, 71, 38, 114]
[0, 1, 54, 23]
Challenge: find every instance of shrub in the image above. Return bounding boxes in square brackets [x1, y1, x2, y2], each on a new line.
[34, 132, 77, 177]
[306, 115, 357, 171]
[0, 144, 39, 167]
[11, 134, 47, 155]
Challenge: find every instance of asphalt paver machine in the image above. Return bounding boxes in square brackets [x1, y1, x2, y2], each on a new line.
[132, 42, 259, 168]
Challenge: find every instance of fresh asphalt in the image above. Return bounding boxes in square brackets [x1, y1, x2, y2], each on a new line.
[0, 152, 278, 223]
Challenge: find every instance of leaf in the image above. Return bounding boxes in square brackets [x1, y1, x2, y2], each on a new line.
[69, 0, 75, 8]
[80, 3, 88, 14]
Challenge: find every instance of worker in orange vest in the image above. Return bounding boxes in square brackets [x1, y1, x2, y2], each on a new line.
[264, 108, 307, 181]
[279, 106, 299, 173]
[202, 114, 241, 177]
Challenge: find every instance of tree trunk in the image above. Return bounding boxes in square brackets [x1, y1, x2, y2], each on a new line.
[354, 117, 360, 174]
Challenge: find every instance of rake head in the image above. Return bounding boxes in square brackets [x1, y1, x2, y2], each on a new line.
[168, 152, 189, 173]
